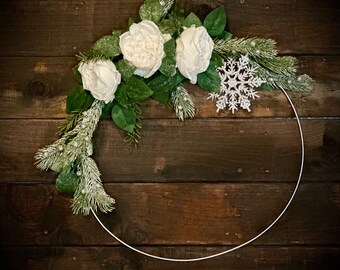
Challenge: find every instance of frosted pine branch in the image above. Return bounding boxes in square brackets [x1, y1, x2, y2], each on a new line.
[159, 0, 174, 16]
[171, 86, 195, 121]
[214, 37, 278, 59]
[71, 155, 115, 215]
[253, 55, 298, 76]
[252, 60, 314, 91]
[35, 99, 115, 215]
[35, 100, 104, 171]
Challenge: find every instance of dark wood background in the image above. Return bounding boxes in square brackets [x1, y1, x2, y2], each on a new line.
[1, 0, 339, 269]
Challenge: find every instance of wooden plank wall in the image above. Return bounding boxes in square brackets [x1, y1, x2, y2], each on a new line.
[0, 0, 339, 269]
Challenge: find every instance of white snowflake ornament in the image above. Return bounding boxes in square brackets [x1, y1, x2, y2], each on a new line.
[208, 55, 265, 114]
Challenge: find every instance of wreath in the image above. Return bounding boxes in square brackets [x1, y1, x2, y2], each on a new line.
[35, 0, 313, 218]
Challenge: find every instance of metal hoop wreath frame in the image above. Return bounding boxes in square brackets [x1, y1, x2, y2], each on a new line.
[91, 87, 305, 262]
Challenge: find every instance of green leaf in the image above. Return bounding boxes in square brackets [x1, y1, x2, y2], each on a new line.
[56, 166, 79, 193]
[116, 59, 136, 82]
[163, 39, 176, 57]
[159, 19, 177, 35]
[169, 3, 185, 19]
[197, 63, 221, 93]
[111, 104, 136, 133]
[160, 57, 177, 77]
[72, 67, 82, 84]
[66, 85, 87, 113]
[139, 0, 163, 23]
[115, 83, 130, 108]
[152, 90, 170, 104]
[203, 6, 227, 36]
[128, 17, 139, 27]
[92, 32, 121, 58]
[102, 101, 115, 117]
[148, 72, 185, 93]
[126, 76, 153, 101]
[159, 39, 176, 77]
[260, 83, 274, 91]
[183, 12, 202, 28]
[83, 92, 95, 110]
[210, 52, 224, 68]
[148, 72, 184, 103]
[217, 31, 233, 40]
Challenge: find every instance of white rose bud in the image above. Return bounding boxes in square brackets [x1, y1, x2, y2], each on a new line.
[119, 20, 171, 78]
[176, 26, 214, 84]
[78, 60, 121, 104]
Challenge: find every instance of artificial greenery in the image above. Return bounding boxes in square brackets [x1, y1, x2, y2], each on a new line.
[36, 0, 313, 216]
[171, 85, 195, 121]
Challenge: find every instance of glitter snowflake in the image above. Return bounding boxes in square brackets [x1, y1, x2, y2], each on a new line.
[208, 55, 265, 114]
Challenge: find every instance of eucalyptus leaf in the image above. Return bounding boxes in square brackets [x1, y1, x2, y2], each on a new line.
[116, 59, 136, 82]
[111, 104, 137, 133]
[197, 63, 221, 93]
[183, 12, 202, 28]
[203, 6, 227, 37]
[126, 76, 153, 101]
[92, 32, 121, 58]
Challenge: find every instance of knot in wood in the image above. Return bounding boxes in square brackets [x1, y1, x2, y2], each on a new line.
[124, 222, 149, 244]
[25, 77, 54, 99]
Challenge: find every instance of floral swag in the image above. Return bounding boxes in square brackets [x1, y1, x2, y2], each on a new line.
[35, 0, 313, 215]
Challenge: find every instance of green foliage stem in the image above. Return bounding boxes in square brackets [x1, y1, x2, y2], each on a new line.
[214, 37, 278, 59]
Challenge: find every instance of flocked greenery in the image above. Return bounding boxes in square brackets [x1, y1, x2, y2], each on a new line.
[36, 100, 115, 215]
[171, 85, 195, 121]
[214, 38, 313, 91]
[36, 0, 313, 215]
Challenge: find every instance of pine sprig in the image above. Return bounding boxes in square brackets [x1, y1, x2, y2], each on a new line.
[76, 51, 111, 63]
[252, 60, 314, 91]
[214, 37, 278, 59]
[214, 37, 313, 92]
[160, 0, 174, 16]
[57, 109, 84, 136]
[125, 103, 143, 148]
[171, 86, 195, 121]
[71, 155, 115, 215]
[35, 100, 115, 215]
[253, 55, 298, 76]
[35, 100, 104, 171]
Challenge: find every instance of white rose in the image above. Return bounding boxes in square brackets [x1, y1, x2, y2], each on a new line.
[78, 60, 121, 104]
[119, 20, 171, 78]
[176, 25, 214, 84]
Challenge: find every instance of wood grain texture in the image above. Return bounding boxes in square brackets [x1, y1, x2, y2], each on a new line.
[0, 119, 339, 182]
[0, 56, 339, 119]
[1, 0, 339, 268]
[0, 0, 339, 56]
[1, 246, 340, 270]
[1, 183, 340, 246]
